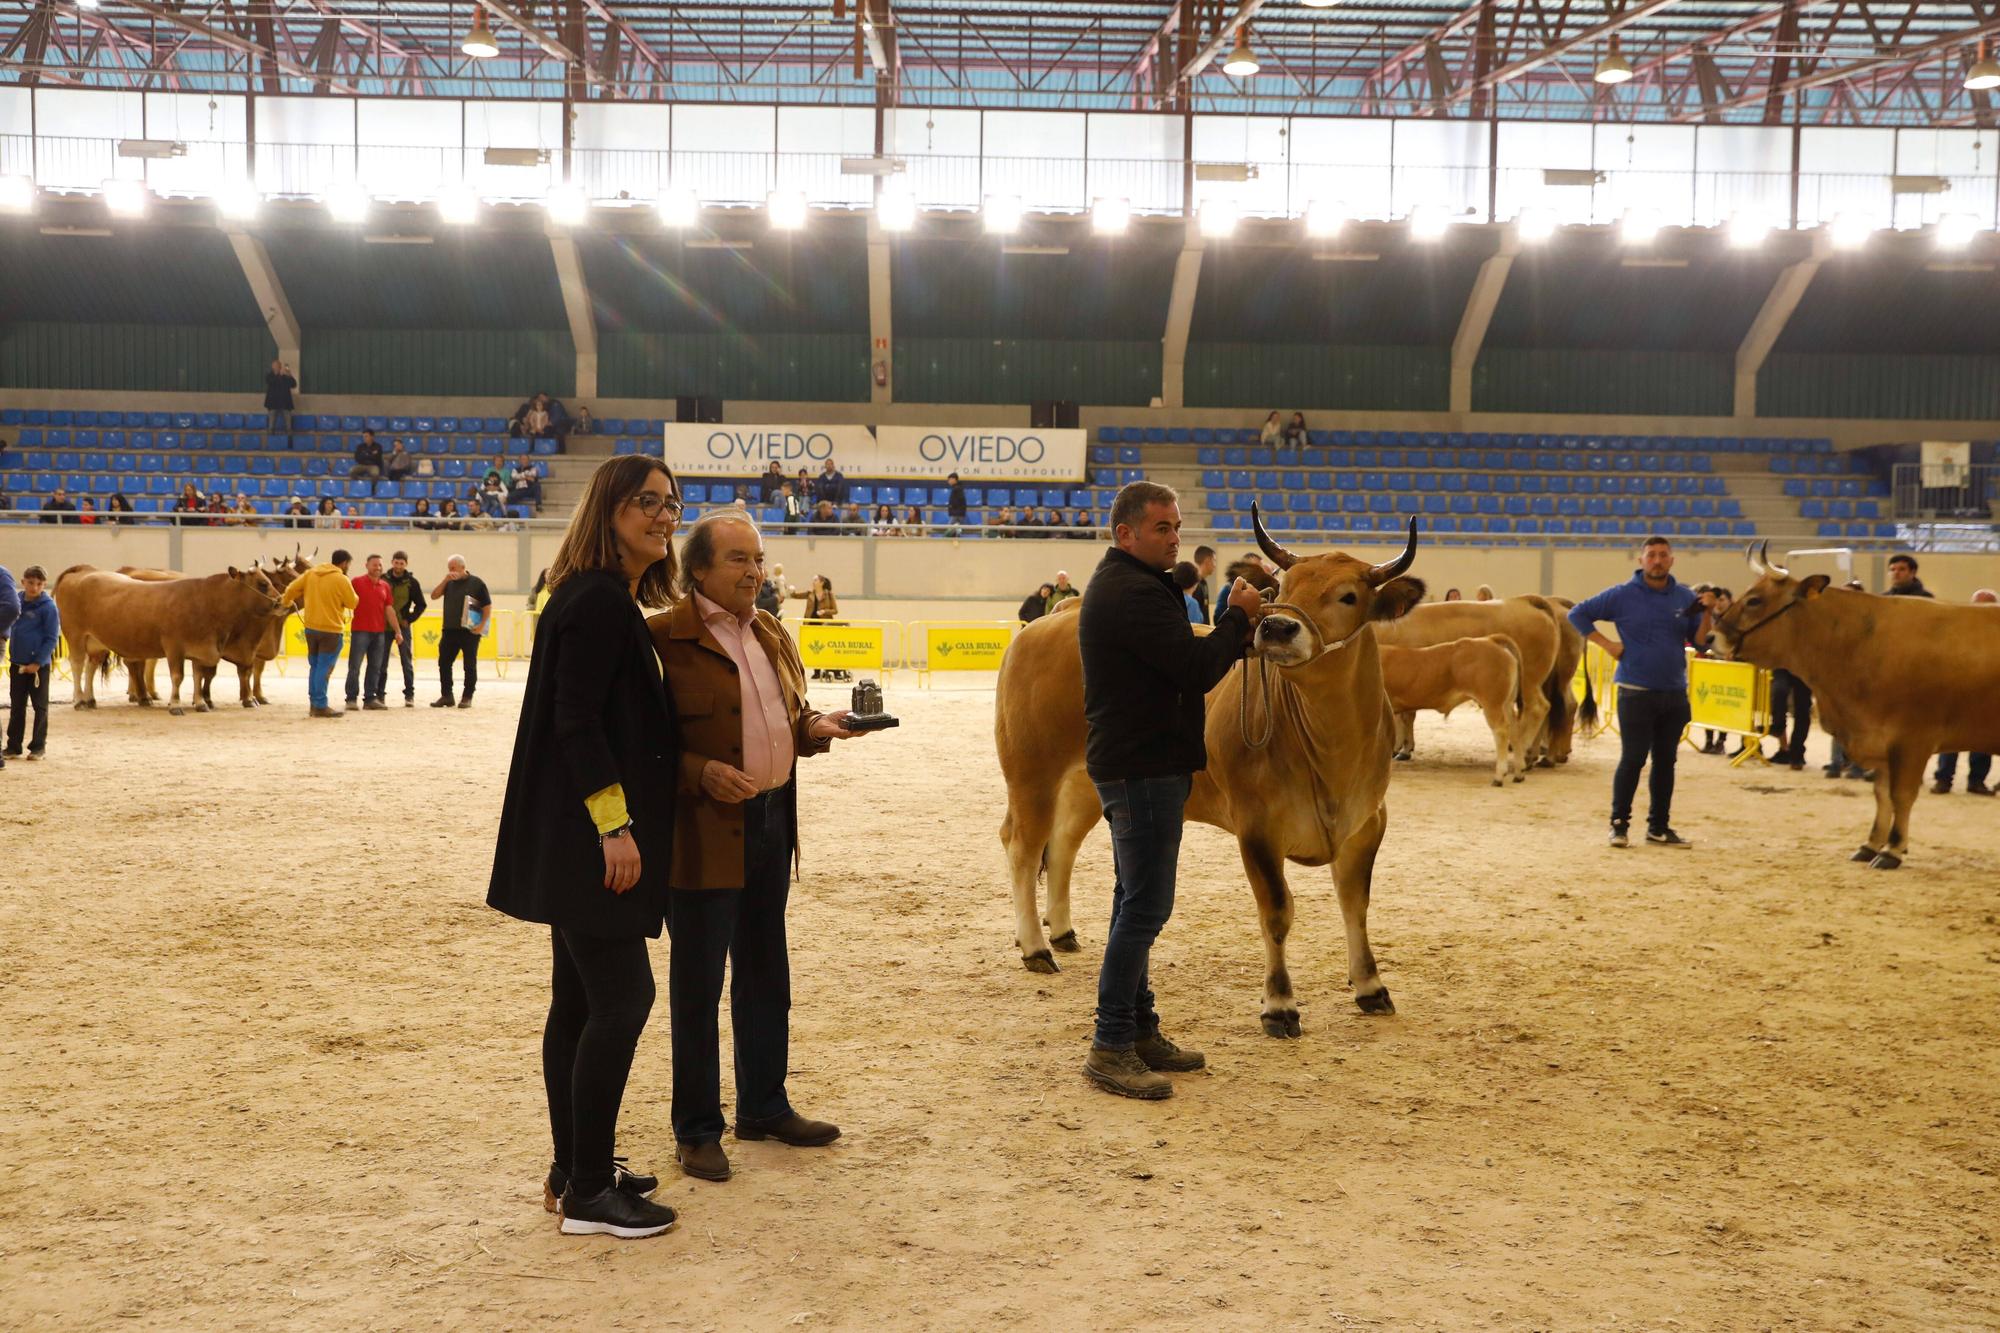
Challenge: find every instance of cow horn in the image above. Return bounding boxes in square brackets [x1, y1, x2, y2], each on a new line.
[1367, 517, 1419, 584]
[1746, 540, 1768, 578]
[1767, 542, 1791, 578]
[1250, 502, 1298, 571]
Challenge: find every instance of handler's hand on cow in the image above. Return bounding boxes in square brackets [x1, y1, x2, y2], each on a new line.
[810, 709, 867, 741]
[1225, 577, 1266, 622]
[602, 835, 641, 895]
[701, 760, 761, 803]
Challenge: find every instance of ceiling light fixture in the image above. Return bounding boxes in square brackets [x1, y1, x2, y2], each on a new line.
[1223, 29, 1260, 77]
[215, 179, 262, 221]
[1619, 208, 1662, 244]
[102, 178, 147, 217]
[1828, 212, 1873, 250]
[984, 193, 1023, 234]
[1966, 42, 2000, 91]
[877, 186, 917, 232]
[767, 189, 808, 230]
[0, 175, 36, 213]
[657, 186, 699, 228]
[1092, 196, 1130, 235]
[463, 12, 499, 58]
[1409, 204, 1453, 241]
[1305, 198, 1346, 238]
[325, 180, 370, 223]
[1515, 207, 1558, 242]
[1936, 212, 1981, 250]
[1727, 213, 1771, 249]
[545, 184, 588, 226]
[1594, 42, 1634, 86]
[1200, 197, 1239, 238]
[437, 182, 480, 224]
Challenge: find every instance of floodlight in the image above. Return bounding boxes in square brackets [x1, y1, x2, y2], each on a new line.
[1092, 196, 1130, 235]
[1619, 208, 1662, 245]
[767, 189, 808, 230]
[325, 180, 370, 223]
[1199, 197, 1239, 238]
[215, 179, 262, 221]
[1409, 204, 1452, 240]
[1515, 207, 1557, 242]
[1305, 198, 1346, 238]
[1936, 212, 1981, 250]
[0, 176, 35, 213]
[102, 178, 147, 217]
[877, 186, 917, 232]
[1727, 213, 1771, 248]
[1828, 212, 1873, 250]
[437, 182, 480, 224]
[657, 186, 699, 228]
[984, 193, 1023, 234]
[545, 184, 588, 226]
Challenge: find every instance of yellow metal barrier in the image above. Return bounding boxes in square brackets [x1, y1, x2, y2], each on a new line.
[911, 621, 1019, 686]
[1684, 655, 1772, 765]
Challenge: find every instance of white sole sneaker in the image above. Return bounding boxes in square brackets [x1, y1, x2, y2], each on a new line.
[558, 1215, 675, 1239]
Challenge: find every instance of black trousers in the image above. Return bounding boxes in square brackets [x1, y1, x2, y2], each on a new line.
[664, 786, 795, 1144]
[7, 666, 50, 753]
[439, 627, 479, 700]
[1769, 669, 1812, 762]
[543, 927, 655, 1196]
[1612, 687, 1692, 833]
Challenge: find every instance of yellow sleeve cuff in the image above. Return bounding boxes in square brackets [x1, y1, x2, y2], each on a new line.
[584, 783, 630, 835]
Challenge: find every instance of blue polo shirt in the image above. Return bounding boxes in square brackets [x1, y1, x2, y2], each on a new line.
[1567, 572, 1703, 692]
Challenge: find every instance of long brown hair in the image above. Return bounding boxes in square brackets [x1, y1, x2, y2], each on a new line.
[546, 455, 680, 608]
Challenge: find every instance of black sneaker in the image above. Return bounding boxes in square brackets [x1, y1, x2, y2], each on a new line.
[1609, 822, 1630, 848]
[544, 1158, 658, 1213]
[1, 750, 19, 759]
[557, 1185, 676, 1239]
[1646, 828, 1693, 848]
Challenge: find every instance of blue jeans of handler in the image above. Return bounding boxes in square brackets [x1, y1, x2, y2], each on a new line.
[344, 629, 389, 704]
[304, 629, 342, 711]
[1091, 774, 1192, 1051]
[394, 626, 415, 701]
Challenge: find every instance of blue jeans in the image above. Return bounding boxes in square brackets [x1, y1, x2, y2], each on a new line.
[1935, 752, 1992, 787]
[304, 630, 342, 710]
[1092, 774, 1191, 1051]
[266, 408, 291, 434]
[344, 629, 389, 703]
[395, 626, 415, 700]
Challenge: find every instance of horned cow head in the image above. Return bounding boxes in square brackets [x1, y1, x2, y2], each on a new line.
[1249, 504, 1426, 668]
[1709, 540, 1829, 660]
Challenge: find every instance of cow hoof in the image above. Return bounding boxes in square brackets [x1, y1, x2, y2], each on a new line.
[1491, 777, 1503, 787]
[1260, 1010, 1302, 1039]
[75, 700, 96, 710]
[1049, 930, 1080, 953]
[242, 700, 256, 709]
[1512, 771, 1526, 784]
[169, 707, 185, 717]
[1536, 756, 1555, 769]
[1870, 852, 1903, 871]
[1354, 988, 1396, 1016]
[1850, 845, 1879, 864]
[1022, 951, 1059, 975]
[1393, 751, 1412, 762]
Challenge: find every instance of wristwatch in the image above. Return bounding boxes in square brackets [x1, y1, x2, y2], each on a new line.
[600, 821, 634, 845]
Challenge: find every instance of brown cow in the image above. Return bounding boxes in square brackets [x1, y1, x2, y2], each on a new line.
[112, 560, 297, 708]
[995, 509, 1424, 1035]
[1709, 542, 2000, 869]
[1379, 633, 1524, 786]
[1375, 594, 1563, 771]
[55, 567, 286, 715]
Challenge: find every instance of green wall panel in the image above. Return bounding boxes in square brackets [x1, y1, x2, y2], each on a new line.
[1472, 348, 1732, 416]
[600, 332, 868, 403]
[0, 322, 274, 392]
[892, 338, 1160, 406]
[1184, 343, 1448, 412]
[304, 329, 575, 398]
[1759, 354, 2000, 421]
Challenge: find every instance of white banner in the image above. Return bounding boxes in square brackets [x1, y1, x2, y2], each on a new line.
[663, 423, 1088, 482]
[665, 424, 877, 478]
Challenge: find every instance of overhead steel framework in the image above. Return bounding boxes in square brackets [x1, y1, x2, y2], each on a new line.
[1, 0, 1996, 126]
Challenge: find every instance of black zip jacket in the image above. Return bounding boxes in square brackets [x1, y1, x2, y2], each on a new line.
[384, 569, 427, 624]
[1078, 545, 1251, 782]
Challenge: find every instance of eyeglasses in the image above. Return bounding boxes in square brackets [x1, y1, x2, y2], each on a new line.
[627, 492, 684, 518]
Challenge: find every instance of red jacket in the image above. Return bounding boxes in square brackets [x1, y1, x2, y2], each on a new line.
[350, 575, 393, 633]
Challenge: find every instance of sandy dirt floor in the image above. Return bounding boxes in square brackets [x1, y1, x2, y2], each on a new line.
[2, 659, 1998, 1332]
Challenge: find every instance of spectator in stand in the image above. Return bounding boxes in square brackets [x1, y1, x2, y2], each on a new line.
[385, 440, 415, 483]
[945, 472, 968, 535]
[813, 459, 846, 507]
[780, 482, 807, 535]
[340, 505, 364, 531]
[313, 497, 341, 530]
[106, 493, 136, 525]
[1024, 505, 1053, 537]
[757, 462, 787, 505]
[431, 554, 492, 708]
[42, 487, 77, 524]
[1475, 584, 1495, 601]
[544, 394, 572, 446]
[479, 472, 510, 519]
[1046, 571, 1081, 616]
[1070, 508, 1094, 539]
[283, 549, 359, 719]
[465, 498, 497, 531]
[76, 497, 98, 526]
[264, 358, 297, 435]
[510, 455, 544, 514]
[808, 499, 838, 531]
[990, 505, 1017, 537]
[570, 404, 596, 436]
[343, 553, 403, 712]
[170, 484, 202, 518]
[511, 394, 550, 440]
[1018, 582, 1055, 625]
[795, 468, 814, 505]
[1443, 588, 1463, 601]
[1259, 411, 1283, 450]
[869, 503, 899, 536]
[384, 551, 427, 707]
[351, 429, 385, 491]
[838, 502, 866, 535]
[230, 493, 260, 527]
[408, 498, 433, 530]
[1886, 553, 1931, 599]
[1172, 561, 1205, 624]
[1933, 588, 1997, 795]
[437, 498, 463, 529]
[5, 564, 58, 762]
[1281, 412, 1308, 455]
[902, 504, 925, 534]
[284, 496, 312, 529]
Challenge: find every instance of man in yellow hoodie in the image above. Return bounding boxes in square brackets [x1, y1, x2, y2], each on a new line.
[284, 549, 360, 718]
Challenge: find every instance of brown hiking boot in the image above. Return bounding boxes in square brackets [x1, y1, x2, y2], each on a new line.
[1134, 1030, 1206, 1073]
[676, 1140, 731, 1182]
[1083, 1046, 1172, 1100]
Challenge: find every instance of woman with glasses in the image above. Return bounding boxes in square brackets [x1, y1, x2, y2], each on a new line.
[487, 456, 687, 1240]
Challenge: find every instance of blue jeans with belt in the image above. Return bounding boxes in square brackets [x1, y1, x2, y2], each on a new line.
[304, 629, 342, 711]
[664, 784, 796, 1143]
[1091, 774, 1192, 1051]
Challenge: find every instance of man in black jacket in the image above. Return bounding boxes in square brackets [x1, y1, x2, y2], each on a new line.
[1077, 480, 1264, 1100]
[383, 551, 427, 707]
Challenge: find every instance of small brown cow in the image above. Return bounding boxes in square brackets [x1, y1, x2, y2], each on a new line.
[56, 567, 286, 715]
[1380, 633, 1525, 786]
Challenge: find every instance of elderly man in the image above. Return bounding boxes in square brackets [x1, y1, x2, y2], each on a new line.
[429, 555, 491, 709]
[648, 509, 867, 1183]
[1934, 588, 1998, 796]
[1045, 571, 1080, 616]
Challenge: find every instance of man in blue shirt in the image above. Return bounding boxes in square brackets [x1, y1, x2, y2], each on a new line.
[6, 565, 57, 762]
[1568, 537, 1711, 849]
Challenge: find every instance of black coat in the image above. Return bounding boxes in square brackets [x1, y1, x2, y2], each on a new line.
[487, 569, 680, 938]
[1078, 546, 1251, 782]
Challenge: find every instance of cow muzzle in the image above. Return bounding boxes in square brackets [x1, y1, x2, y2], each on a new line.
[1253, 614, 1312, 666]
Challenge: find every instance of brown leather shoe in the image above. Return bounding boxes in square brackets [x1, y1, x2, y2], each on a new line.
[676, 1139, 731, 1182]
[734, 1111, 840, 1147]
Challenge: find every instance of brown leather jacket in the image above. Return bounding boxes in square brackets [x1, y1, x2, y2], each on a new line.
[647, 598, 832, 889]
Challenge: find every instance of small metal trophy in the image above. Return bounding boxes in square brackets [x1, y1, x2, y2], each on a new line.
[846, 678, 901, 731]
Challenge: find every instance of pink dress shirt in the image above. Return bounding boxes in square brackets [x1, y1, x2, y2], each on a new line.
[693, 592, 797, 792]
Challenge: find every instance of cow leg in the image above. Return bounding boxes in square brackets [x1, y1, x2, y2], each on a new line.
[1336, 808, 1393, 1014]
[1042, 769, 1099, 953]
[1001, 783, 1060, 973]
[72, 639, 97, 708]
[1876, 746, 1927, 869]
[1393, 710, 1416, 761]
[166, 656, 188, 716]
[1482, 700, 1517, 787]
[1854, 754, 1897, 863]
[1516, 690, 1551, 772]
[1237, 839, 1300, 1038]
[252, 660, 270, 706]
[236, 662, 255, 708]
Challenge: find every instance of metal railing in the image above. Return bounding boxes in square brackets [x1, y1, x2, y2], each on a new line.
[1891, 463, 1998, 521]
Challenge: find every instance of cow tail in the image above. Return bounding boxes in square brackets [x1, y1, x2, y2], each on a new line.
[1498, 635, 1525, 711]
[1543, 662, 1568, 733]
[1577, 666, 1599, 730]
